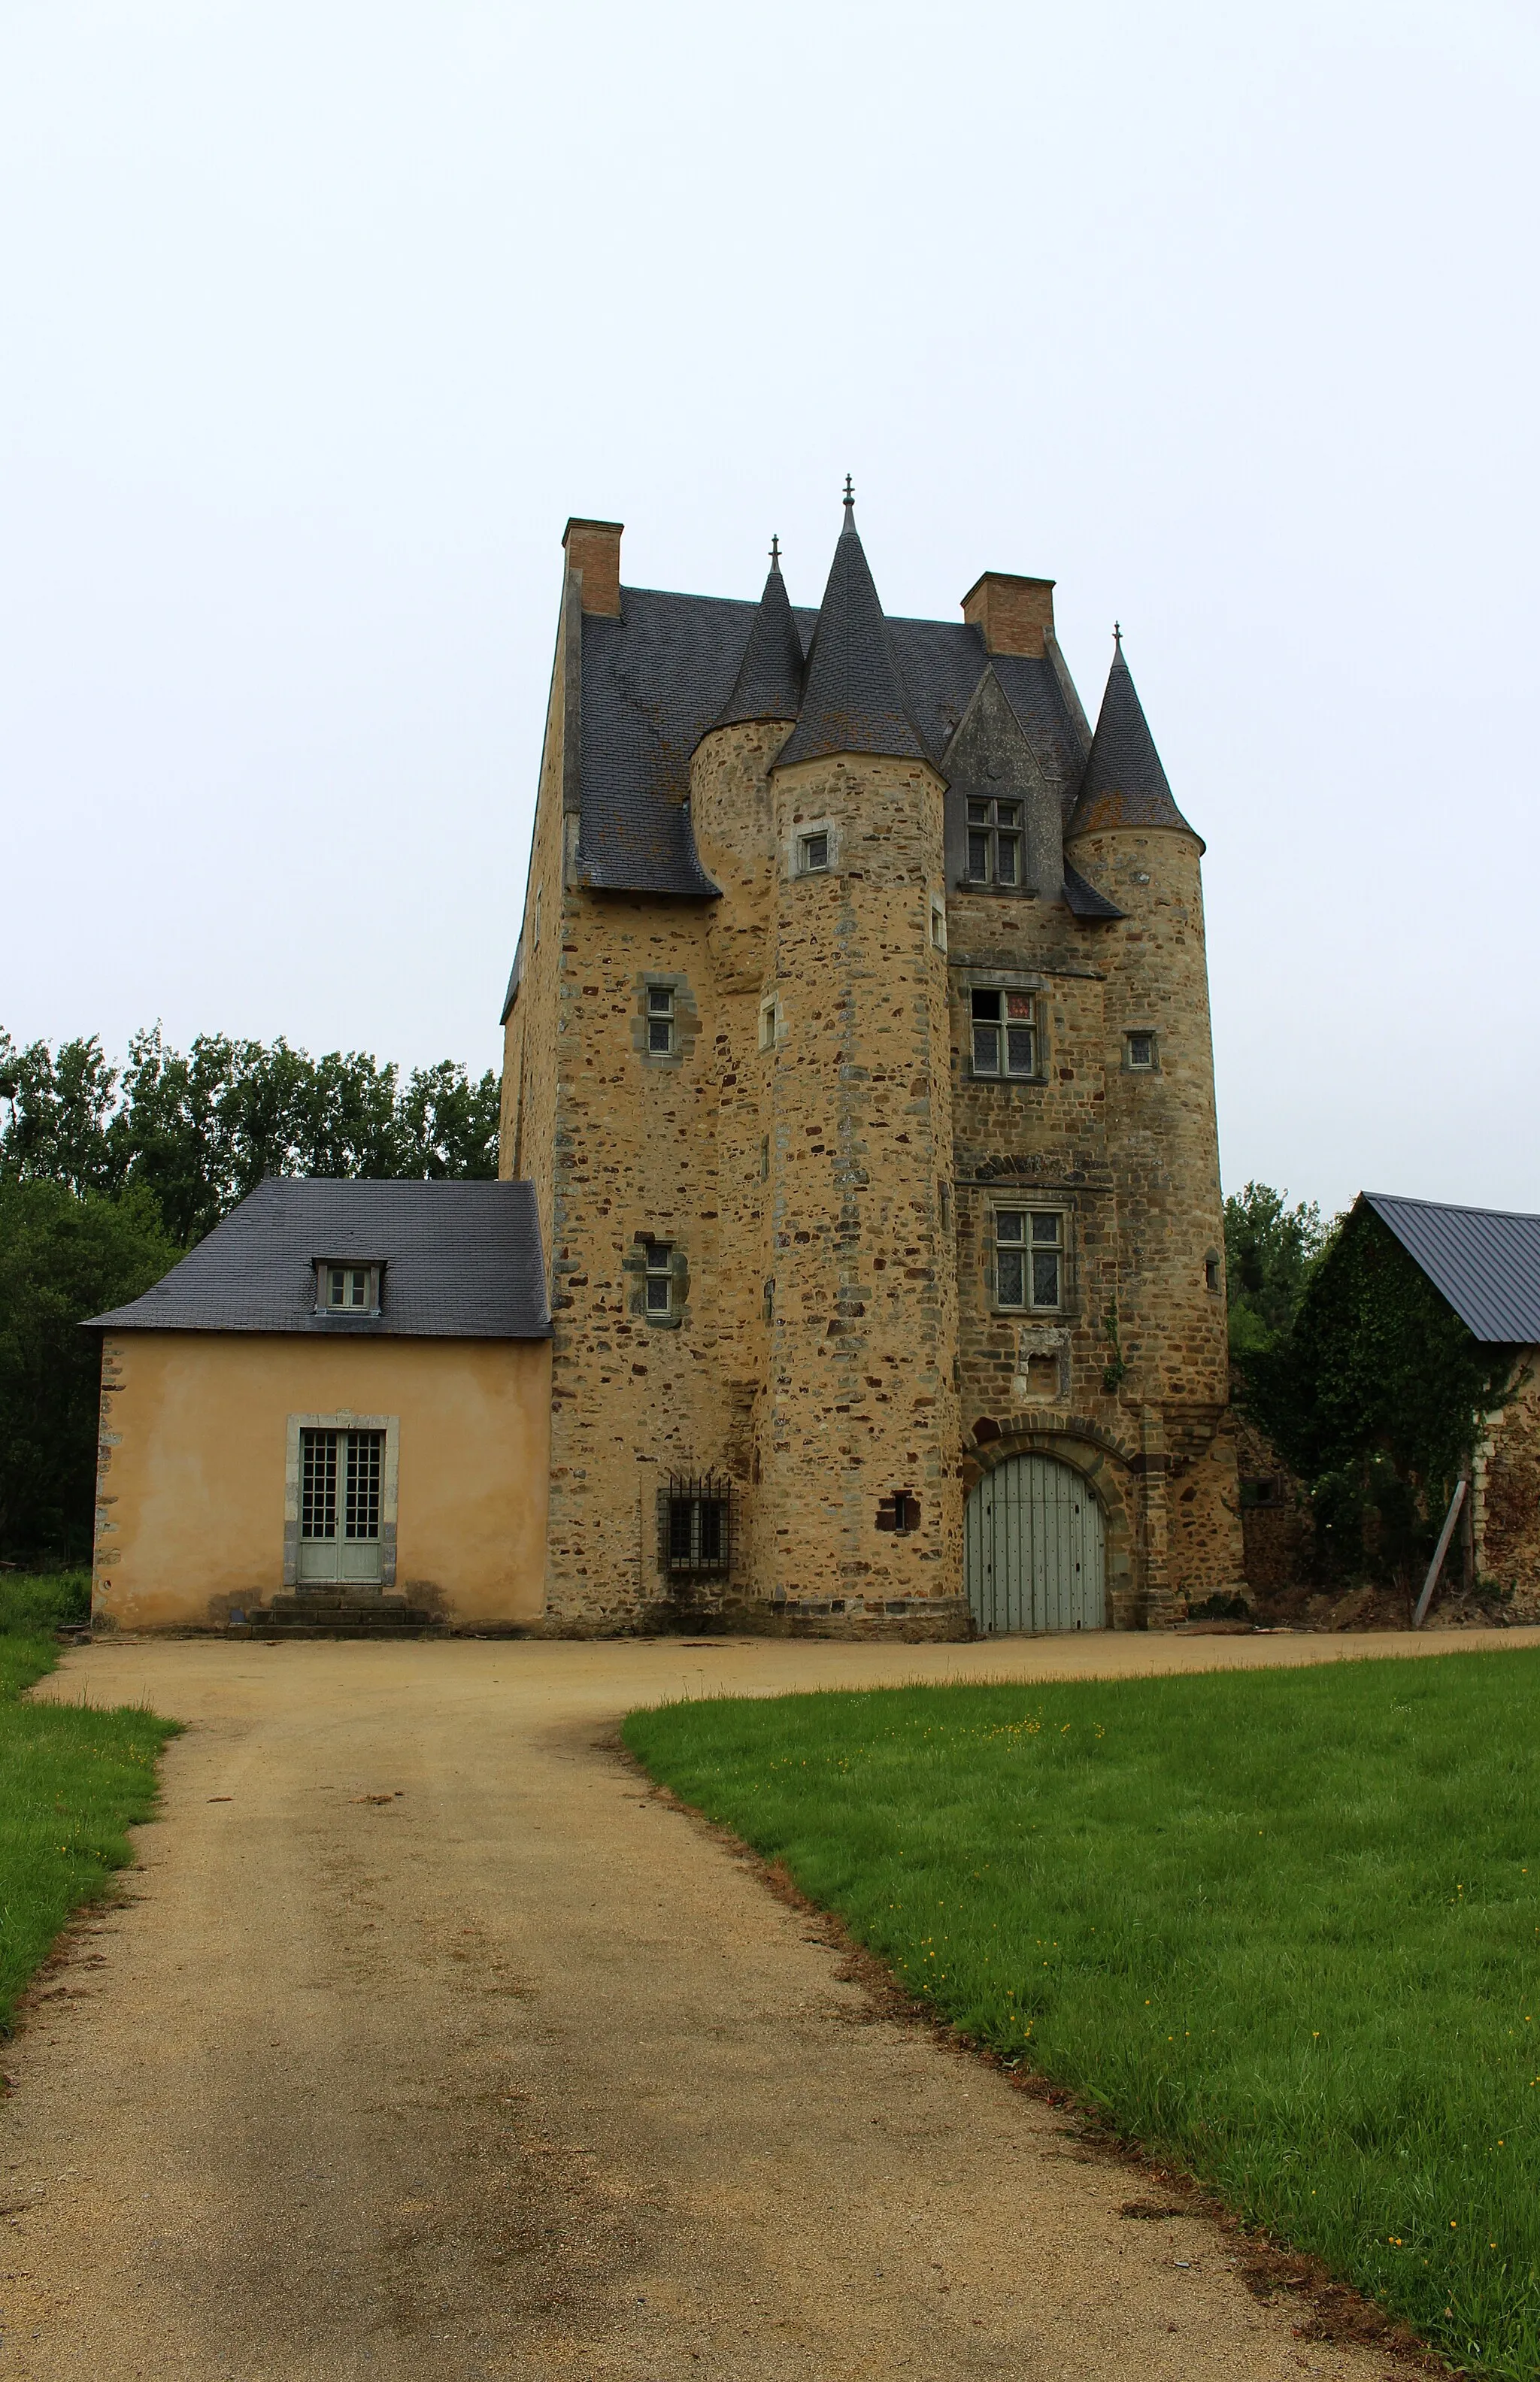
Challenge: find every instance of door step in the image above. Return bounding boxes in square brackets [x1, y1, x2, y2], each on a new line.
[233, 1595, 443, 1638]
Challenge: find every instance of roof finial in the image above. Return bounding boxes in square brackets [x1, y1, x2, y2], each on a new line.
[769, 533, 781, 571]
[843, 473, 854, 518]
[1113, 619, 1123, 653]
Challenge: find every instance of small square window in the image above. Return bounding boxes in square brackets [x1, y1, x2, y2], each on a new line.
[644, 1243, 673, 1315]
[800, 829, 830, 873]
[1126, 1030, 1156, 1070]
[646, 984, 675, 1055]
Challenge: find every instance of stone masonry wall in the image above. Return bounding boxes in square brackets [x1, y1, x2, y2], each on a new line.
[1069, 824, 1245, 1610]
[501, 576, 1245, 1634]
[759, 753, 962, 1629]
[1475, 1350, 1540, 1616]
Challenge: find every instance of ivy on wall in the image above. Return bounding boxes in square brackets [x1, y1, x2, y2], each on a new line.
[1237, 1202, 1515, 1587]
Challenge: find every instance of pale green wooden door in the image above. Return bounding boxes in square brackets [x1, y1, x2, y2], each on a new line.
[298, 1429, 383, 1587]
[965, 1455, 1105, 1633]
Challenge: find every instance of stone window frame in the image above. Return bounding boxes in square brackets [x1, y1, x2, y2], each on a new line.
[958, 966, 1049, 1086]
[283, 1411, 399, 1588]
[788, 817, 840, 879]
[632, 972, 699, 1069]
[758, 989, 786, 1052]
[929, 894, 948, 953]
[623, 1232, 690, 1329]
[1123, 1027, 1160, 1073]
[990, 1203, 1069, 1316]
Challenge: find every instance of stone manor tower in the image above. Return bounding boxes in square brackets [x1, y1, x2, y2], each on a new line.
[500, 496, 1246, 1635]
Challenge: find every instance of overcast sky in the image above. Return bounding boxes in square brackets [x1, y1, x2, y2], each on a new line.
[3, 0, 1536, 1219]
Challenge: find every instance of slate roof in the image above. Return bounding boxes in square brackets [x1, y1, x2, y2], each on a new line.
[574, 592, 1089, 896]
[774, 503, 929, 770]
[86, 1178, 551, 1340]
[1363, 1193, 1540, 1346]
[709, 556, 804, 729]
[1066, 641, 1199, 844]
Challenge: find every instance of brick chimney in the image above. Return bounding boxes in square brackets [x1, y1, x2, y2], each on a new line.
[562, 517, 623, 618]
[960, 570, 1056, 659]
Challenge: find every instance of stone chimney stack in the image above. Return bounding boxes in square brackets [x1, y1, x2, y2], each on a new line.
[960, 570, 1056, 658]
[562, 517, 623, 617]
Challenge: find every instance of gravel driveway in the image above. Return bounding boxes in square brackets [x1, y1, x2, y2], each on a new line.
[3, 1628, 1510, 2379]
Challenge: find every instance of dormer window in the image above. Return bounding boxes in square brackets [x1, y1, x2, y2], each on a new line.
[315, 1261, 382, 1317]
[966, 797, 1022, 886]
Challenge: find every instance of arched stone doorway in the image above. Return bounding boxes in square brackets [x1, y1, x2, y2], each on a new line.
[964, 1453, 1106, 1633]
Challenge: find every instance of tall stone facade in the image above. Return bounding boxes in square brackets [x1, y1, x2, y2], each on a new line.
[500, 500, 1247, 1635]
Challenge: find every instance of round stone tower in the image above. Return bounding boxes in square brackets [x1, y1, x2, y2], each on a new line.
[1064, 634, 1243, 1613]
[751, 499, 963, 1630]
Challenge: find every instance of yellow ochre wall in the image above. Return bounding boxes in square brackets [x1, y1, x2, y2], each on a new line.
[92, 1332, 552, 1632]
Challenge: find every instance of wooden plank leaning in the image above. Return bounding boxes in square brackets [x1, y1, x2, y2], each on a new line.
[1414, 1472, 1469, 1629]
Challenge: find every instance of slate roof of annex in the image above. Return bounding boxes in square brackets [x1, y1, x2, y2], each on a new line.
[1364, 1192, 1540, 1345]
[86, 1178, 551, 1340]
[574, 586, 1090, 896]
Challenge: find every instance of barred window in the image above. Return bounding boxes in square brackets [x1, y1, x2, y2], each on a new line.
[965, 796, 1022, 886]
[996, 1210, 1063, 1311]
[661, 1474, 733, 1576]
[972, 988, 1035, 1077]
[644, 1244, 673, 1314]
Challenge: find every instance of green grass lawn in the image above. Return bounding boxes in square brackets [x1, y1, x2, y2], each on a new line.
[625, 1653, 1540, 2381]
[0, 1571, 177, 2025]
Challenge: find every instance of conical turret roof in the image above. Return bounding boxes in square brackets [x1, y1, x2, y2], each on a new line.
[708, 543, 805, 731]
[1066, 635, 1199, 843]
[774, 494, 929, 770]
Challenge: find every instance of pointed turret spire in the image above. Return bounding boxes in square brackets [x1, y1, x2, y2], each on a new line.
[773, 491, 928, 770]
[1065, 632, 1199, 843]
[708, 538, 805, 731]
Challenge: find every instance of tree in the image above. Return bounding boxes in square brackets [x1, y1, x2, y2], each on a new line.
[1223, 1180, 1327, 1355]
[0, 1032, 121, 1197]
[0, 1181, 182, 1560]
[2, 1027, 502, 1245]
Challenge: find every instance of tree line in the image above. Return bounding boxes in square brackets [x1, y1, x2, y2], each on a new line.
[0, 1026, 499, 1562]
[0, 1025, 498, 1243]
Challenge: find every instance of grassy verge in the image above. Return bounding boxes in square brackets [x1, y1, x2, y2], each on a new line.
[626, 1653, 1540, 2382]
[0, 1571, 177, 2026]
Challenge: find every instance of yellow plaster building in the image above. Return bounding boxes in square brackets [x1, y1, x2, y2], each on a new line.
[88, 1180, 551, 1632]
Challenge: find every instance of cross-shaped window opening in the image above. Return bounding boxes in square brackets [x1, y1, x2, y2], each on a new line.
[971, 988, 1036, 1077]
[995, 1210, 1063, 1310]
[966, 797, 1023, 886]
